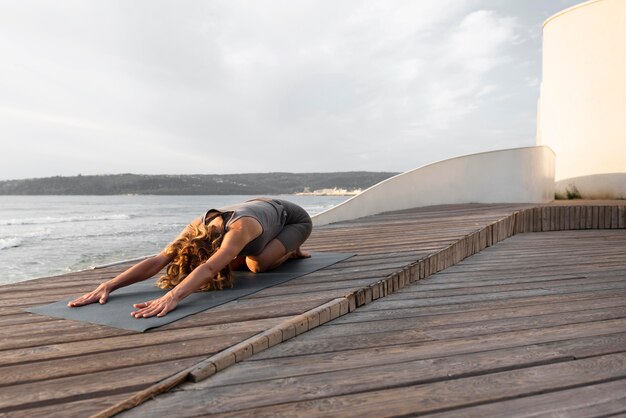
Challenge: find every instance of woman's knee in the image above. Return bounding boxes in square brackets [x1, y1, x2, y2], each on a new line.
[245, 253, 278, 273]
[246, 239, 289, 273]
[245, 257, 266, 273]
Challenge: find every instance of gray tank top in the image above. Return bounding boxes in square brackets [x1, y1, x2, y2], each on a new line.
[204, 199, 287, 256]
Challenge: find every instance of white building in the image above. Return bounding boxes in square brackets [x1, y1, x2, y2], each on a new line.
[314, 0, 625, 226]
[537, 0, 626, 199]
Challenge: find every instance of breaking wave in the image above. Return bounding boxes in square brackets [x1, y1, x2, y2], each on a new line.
[0, 238, 22, 250]
[0, 214, 132, 226]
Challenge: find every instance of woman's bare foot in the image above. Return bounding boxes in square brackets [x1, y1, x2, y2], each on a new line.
[290, 247, 311, 259]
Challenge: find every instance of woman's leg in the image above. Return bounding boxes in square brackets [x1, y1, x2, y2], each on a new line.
[245, 239, 291, 273]
[246, 200, 313, 273]
[229, 255, 248, 271]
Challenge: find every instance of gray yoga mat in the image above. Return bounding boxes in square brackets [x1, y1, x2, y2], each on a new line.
[26, 252, 353, 332]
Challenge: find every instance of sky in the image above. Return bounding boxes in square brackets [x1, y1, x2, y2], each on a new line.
[0, 0, 584, 180]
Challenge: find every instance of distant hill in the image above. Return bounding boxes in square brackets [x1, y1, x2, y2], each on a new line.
[0, 172, 398, 195]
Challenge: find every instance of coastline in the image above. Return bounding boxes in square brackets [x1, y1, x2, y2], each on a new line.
[295, 187, 362, 196]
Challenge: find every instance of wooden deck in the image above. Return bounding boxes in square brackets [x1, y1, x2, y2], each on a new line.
[124, 228, 626, 417]
[0, 201, 625, 417]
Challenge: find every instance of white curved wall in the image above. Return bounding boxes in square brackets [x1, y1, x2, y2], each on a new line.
[537, 0, 626, 188]
[556, 173, 626, 199]
[312, 146, 555, 226]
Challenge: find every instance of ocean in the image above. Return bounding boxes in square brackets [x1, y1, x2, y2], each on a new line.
[0, 195, 349, 285]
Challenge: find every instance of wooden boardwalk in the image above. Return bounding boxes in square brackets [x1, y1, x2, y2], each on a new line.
[124, 229, 626, 417]
[0, 201, 624, 417]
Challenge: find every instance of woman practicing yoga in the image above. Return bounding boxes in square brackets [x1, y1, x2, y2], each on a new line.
[68, 198, 312, 319]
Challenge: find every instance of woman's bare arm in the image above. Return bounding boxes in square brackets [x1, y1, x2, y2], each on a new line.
[107, 252, 173, 291]
[130, 217, 261, 318]
[67, 219, 204, 308]
[68, 252, 173, 307]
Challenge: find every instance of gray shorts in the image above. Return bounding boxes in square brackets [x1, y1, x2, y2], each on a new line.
[273, 199, 312, 252]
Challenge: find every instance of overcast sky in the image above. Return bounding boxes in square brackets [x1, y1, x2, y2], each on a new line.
[0, 0, 583, 180]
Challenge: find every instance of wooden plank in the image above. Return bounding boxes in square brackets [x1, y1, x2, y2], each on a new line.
[0, 357, 204, 414]
[125, 345, 578, 416]
[0, 303, 310, 352]
[562, 205, 568, 230]
[243, 278, 386, 300]
[424, 378, 626, 418]
[7, 393, 133, 418]
[247, 306, 626, 358]
[0, 330, 255, 368]
[191, 329, 626, 391]
[420, 306, 626, 341]
[0, 326, 302, 385]
[390, 276, 626, 299]
[171, 353, 626, 417]
[576, 206, 587, 229]
[354, 289, 626, 320]
[323, 300, 626, 336]
[553, 205, 560, 230]
[399, 272, 598, 290]
[592, 206, 600, 229]
[532, 207, 539, 232]
[0, 313, 55, 327]
[334, 294, 626, 326]
[425, 263, 626, 283]
[422, 255, 626, 276]
[253, 317, 626, 361]
[595, 205, 603, 228]
[550, 206, 557, 231]
[353, 288, 562, 310]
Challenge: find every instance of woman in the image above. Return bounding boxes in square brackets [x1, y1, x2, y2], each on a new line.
[68, 198, 312, 319]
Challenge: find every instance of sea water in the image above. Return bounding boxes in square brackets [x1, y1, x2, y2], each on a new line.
[0, 195, 349, 285]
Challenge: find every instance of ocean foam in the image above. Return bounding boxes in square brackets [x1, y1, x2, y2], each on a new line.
[18, 229, 53, 239]
[0, 238, 22, 250]
[0, 214, 132, 226]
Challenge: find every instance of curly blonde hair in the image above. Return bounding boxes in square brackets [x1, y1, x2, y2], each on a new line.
[156, 222, 233, 291]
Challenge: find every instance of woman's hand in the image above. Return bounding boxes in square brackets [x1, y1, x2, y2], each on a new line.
[131, 292, 179, 318]
[68, 282, 112, 307]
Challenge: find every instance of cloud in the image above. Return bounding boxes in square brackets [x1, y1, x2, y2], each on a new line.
[446, 10, 519, 73]
[414, 10, 518, 129]
[0, 1, 571, 179]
